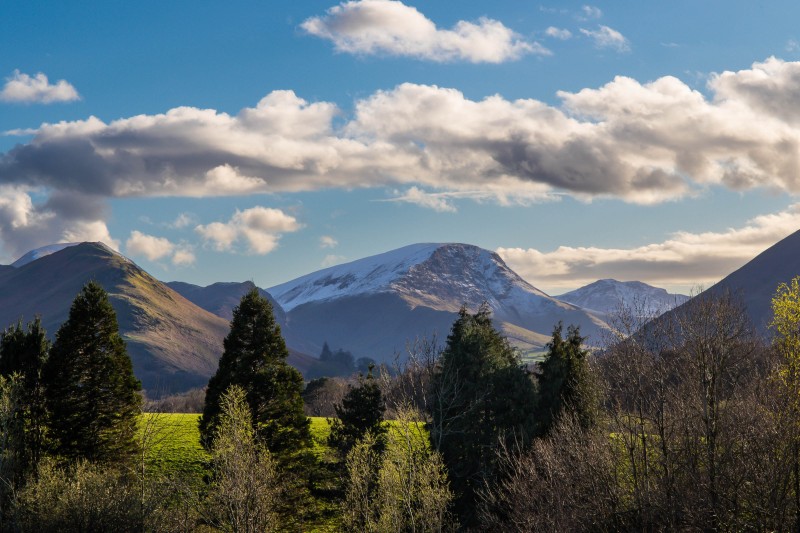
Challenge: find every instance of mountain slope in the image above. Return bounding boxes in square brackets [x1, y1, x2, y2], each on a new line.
[167, 280, 286, 325]
[706, 229, 800, 332]
[270, 243, 608, 361]
[0, 242, 229, 394]
[556, 279, 689, 316]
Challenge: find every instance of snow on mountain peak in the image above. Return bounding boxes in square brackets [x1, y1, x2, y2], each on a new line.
[556, 279, 689, 316]
[269, 243, 443, 311]
[11, 243, 82, 267]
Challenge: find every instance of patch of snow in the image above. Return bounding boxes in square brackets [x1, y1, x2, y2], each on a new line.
[11, 243, 81, 267]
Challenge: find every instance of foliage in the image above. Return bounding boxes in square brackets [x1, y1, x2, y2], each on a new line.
[0, 319, 50, 473]
[328, 368, 387, 456]
[535, 322, 599, 437]
[429, 304, 537, 526]
[204, 385, 281, 533]
[343, 406, 454, 532]
[303, 377, 349, 418]
[199, 288, 310, 465]
[42, 281, 142, 464]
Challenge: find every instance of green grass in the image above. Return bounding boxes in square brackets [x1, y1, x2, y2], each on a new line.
[139, 413, 209, 479]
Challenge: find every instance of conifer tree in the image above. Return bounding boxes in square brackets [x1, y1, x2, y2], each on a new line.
[328, 367, 387, 455]
[535, 322, 599, 437]
[43, 281, 142, 464]
[430, 304, 537, 526]
[0, 318, 50, 471]
[199, 288, 310, 464]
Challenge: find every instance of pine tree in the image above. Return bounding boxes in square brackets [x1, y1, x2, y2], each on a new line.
[0, 318, 50, 472]
[199, 288, 310, 464]
[43, 281, 142, 464]
[430, 304, 537, 526]
[328, 367, 387, 455]
[535, 322, 599, 437]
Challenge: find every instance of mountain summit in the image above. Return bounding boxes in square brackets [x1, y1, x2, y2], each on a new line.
[556, 279, 689, 316]
[270, 243, 608, 360]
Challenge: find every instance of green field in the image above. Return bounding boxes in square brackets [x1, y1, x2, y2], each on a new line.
[141, 414, 336, 475]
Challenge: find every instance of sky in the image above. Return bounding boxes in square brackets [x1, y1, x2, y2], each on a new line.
[2, 1, 800, 295]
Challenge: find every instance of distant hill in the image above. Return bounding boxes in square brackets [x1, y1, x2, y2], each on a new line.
[556, 279, 689, 316]
[166, 280, 286, 325]
[269, 243, 609, 361]
[0, 242, 229, 395]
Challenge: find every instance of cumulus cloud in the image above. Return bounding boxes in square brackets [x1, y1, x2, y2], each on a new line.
[386, 186, 458, 212]
[580, 5, 603, 19]
[580, 25, 629, 51]
[320, 235, 338, 248]
[0, 70, 80, 104]
[7, 58, 800, 215]
[0, 186, 116, 263]
[545, 27, 572, 40]
[301, 0, 545, 62]
[125, 230, 195, 266]
[195, 206, 301, 255]
[497, 204, 800, 294]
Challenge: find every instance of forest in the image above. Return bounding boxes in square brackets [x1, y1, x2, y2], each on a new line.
[2, 278, 800, 532]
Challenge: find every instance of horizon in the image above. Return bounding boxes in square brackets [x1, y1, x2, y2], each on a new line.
[2, 1, 800, 295]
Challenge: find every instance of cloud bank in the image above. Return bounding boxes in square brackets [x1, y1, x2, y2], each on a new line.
[301, 0, 545, 63]
[125, 230, 195, 266]
[498, 204, 800, 293]
[4, 58, 800, 260]
[0, 70, 80, 104]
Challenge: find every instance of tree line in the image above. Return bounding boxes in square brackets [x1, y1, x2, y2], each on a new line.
[3, 277, 800, 531]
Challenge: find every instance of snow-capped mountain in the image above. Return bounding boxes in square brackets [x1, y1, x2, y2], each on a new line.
[556, 279, 689, 316]
[271, 243, 609, 360]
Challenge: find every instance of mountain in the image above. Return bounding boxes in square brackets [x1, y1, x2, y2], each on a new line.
[269, 243, 609, 361]
[166, 280, 286, 325]
[704, 229, 800, 332]
[0, 242, 230, 394]
[556, 279, 689, 316]
[11, 243, 81, 268]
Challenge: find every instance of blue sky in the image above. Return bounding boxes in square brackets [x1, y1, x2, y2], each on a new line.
[2, 1, 800, 294]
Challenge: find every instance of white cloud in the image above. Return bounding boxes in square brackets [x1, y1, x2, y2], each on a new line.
[0, 70, 80, 104]
[580, 25, 629, 52]
[0, 186, 117, 263]
[545, 27, 572, 40]
[580, 5, 603, 19]
[125, 230, 196, 266]
[126, 230, 175, 261]
[497, 204, 800, 294]
[385, 186, 457, 212]
[322, 254, 347, 267]
[320, 235, 338, 248]
[301, 0, 546, 63]
[195, 206, 301, 255]
[8, 58, 800, 213]
[169, 212, 197, 229]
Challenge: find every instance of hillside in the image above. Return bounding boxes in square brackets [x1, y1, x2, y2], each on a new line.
[556, 279, 689, 316]
[0, 243, 229, 394]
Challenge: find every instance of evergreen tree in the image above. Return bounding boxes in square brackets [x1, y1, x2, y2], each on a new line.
[0, 318, 50, 472]
[430, 304, 537, 526]
[535, 322, 599, 437]
[43, 281, 142, 464]
[329, 367, 387, 455]
[199, 288, 310, 464]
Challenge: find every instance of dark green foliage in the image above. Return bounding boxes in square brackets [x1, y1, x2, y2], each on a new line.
[535, 322, 598, 437]
[328, 368, 387, 455]
[0, 318, 50, 472]
[430, 304, 537, 526]
[43, 281, 142, 464]
[199, 288, 311, 464]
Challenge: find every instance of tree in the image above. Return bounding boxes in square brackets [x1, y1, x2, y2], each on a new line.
[430, 304, 537, 526]
[343, 406, 454, 532]
[328, 367, 387, 455]
[204, 385, 281, 533]
[535, 322, 599, 437]
[199, 288, 311, 465]
[0, 318, 50, 472]
[43, 281, 142, 464]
